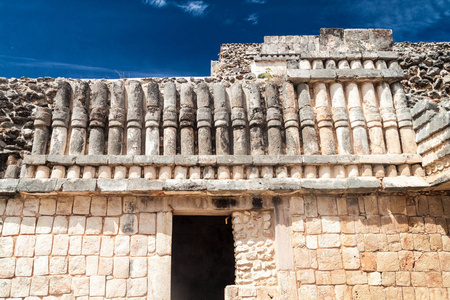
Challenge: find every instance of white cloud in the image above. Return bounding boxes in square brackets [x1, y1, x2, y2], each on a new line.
[245, 13, 258, 25]
[246, 0, 266, 3]
[178, 1, 209, 16]
[142, 0, 168, 7]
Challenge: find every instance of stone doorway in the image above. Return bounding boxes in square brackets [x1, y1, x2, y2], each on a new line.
[171, 215, 235, 300]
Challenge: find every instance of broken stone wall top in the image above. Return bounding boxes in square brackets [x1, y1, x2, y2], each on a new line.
[261, 28, 393, 55]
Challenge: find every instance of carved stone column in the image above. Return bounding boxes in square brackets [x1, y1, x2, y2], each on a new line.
[109, 81, 126, 179]
[330, 81, 356, 177]
[176, 83, 197, 179]
[160, 81, 177, 180]
[31, 106, 51, 178]
[266, 83, 287, 178]
[196, 83, 214, 179]
[145, 82, 161, 179]
[345, 82, 372, 176]
[313, 82, 336, 178]
[85, 81, 108, 178]
[248, 83, 265, 179]
[127, 80, 144, 179]
[231, 83, 248, 179]
[282, 82, 302, 178]
[360, 60, 386, 177]
[214, 84, 231, 179]
[297, 83, 319, 178]
[49, 81, 72, 179]
[67, 82, 89, 178]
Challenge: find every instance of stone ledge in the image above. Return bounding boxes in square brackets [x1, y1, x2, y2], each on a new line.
[382, 176, 429, 191]
[259, 51, 398, 61]
[17, 178, 59, 193]
[415, 112, 450, 143]
[1, 176, 432, 195]
[0, 179, 19, 195]
[287, 69, 403, 84]
[59, 178, 97, 192]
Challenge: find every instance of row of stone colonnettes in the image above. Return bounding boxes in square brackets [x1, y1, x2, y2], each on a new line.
[28, 58, 420, 181]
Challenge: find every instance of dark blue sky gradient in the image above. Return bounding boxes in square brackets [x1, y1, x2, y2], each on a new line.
[0, 0, 449, 78]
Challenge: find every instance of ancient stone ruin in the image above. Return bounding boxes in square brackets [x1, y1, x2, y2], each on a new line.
[0, 28, 450, 299]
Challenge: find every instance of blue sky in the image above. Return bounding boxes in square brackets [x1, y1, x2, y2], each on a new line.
[0, 0, 449, 79]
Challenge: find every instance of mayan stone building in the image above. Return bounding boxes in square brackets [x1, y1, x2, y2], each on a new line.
[0, 28, 450, 299]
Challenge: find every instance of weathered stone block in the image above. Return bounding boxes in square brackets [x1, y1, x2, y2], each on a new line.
[377, 252, 399, 271]
[89, 276, 105, 297]
[106, 279, 127, 298]
[113, 257, 130, 279]
[62, 178, 96, 192]
[127, 277, 148, 297]
[97, 179, 129, 192]
[131, 235, 148, 257]
[50, 256, 68, 274]
[68, 216, 86, 235]
[156, 212, 172, 256]
[10, 276, 31, 297]
[104, 217, 119, 235]
[52, 235, 69, 255]
[120, 214, 138, 234]
[73, 196, 91, 214]
[86, 217, 102, 235]
[18, 179, 58, 192]
[39, 198, 56, 215]
[72, 277, 89, 296]
[0, 258, 15, 278]
[49, 275, 71, 294]
[0, 179, 19, 195]
[30, 276, 49, 296]
[130, 257, 147, 278]
[69, 256, 86, 275]
[82, 236, 100, 255]
[317, 249, 343, 270]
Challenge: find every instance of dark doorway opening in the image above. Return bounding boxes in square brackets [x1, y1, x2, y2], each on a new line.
[171, 216, 235, 300]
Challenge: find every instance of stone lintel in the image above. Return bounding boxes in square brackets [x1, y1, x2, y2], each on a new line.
[23, 155, 47, 165]
[382, 176, 430, 191]
[47, 155, 77, 165]
[288, 69, 401, 83]
[17, 178, 58, 193]
[76, 155, 108, 166]
[59, 178, 97, 192]
[108, 155, 134, 166]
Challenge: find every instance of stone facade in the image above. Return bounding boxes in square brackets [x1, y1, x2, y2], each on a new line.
[0, 28, 450, 299]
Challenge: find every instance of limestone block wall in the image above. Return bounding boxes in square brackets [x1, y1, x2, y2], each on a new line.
[0, 195, 172, 299]
[289, 193, 450, 299]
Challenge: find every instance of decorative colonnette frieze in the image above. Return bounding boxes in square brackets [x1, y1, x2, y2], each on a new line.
[20, 154, 422, 181]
